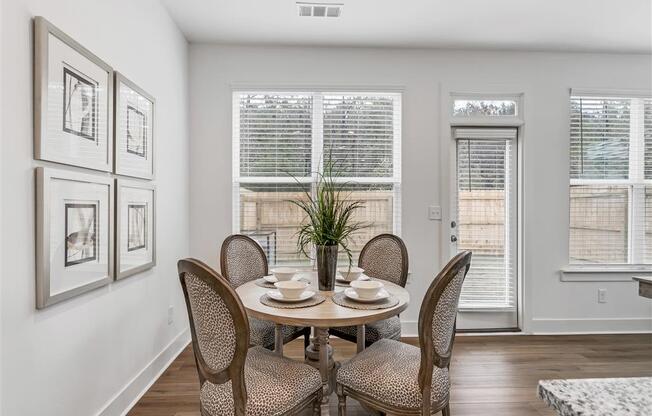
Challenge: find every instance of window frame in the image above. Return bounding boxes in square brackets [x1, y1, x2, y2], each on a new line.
[565, 89, 652, 275]
[231, 89, 403, 266]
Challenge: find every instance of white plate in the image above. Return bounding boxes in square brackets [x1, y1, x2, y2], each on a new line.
[263, 275, 309, 284]
[336, 273, 371, 282]
[267, 290, 315, 303]
[344, 288, 389, 303]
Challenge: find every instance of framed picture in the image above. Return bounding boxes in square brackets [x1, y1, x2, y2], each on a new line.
[115, 179, 156, 279]
[114, 73, 155, 179]
[36, 167, 113, 308]
[33, 16, 113, 172]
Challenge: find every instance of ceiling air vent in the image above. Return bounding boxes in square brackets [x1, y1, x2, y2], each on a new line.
[297, 2, 343, 18]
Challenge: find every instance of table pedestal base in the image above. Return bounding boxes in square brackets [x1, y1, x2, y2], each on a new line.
[306, 327, 337, 415]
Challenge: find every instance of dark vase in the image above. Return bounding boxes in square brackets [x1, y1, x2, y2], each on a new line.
[316, 244, 338, 291]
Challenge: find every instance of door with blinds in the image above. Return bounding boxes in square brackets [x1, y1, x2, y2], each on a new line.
[451, 127, 518, 330]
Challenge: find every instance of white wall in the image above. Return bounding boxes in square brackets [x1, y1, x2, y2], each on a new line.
[1, 1, 190, 415]
[189, 44, 652, 335]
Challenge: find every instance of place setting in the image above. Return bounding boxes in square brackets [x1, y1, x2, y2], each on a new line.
[332, 278, 399, 310]
[335, 266, 372, 287]
[259, 272, 325, 309]
[254, 267, 312, 289]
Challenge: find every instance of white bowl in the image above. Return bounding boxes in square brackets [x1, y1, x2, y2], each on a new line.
[337, 266, 364, 282]
[274, 280, 308, 299]
[349, 280, 384, 300]
[271, 267, 297, 282]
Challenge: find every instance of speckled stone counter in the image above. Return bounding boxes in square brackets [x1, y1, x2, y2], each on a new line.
[538, 377, 652, 416]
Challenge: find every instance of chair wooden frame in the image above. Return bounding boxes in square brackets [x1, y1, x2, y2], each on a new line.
[336, 251, 472, 416]
[178, 258, 322, 416]
[331, 234, 409, 347]
[220, 234, 311, 350]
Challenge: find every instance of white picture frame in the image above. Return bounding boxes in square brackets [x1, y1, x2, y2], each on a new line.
[33, 16, 114, 172]
[115, 179, 156, 279]
[114, 72, 155, 179]
[36, 167, 114, 308]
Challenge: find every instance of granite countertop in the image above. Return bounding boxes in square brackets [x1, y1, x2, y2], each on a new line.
[632, 276, 652, 284]
[538, 377, 652, 416]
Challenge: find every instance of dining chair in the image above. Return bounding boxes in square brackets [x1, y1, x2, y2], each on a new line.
[220, 234, 310, 351]
[178, 258, 323, 416]
[330, 234, 409, 347]
[336, 251, 472, 416]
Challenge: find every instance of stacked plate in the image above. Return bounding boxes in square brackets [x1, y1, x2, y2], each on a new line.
[267, 280, 316, 303]
[344, 280, 390, 303]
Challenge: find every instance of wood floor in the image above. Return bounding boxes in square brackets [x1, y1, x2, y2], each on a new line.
[128, 334, 652, 416]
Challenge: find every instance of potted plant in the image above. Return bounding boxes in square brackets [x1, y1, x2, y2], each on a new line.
[289, 159, 366, 291]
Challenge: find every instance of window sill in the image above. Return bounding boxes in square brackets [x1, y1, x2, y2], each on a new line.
[560, 265, 652, 282]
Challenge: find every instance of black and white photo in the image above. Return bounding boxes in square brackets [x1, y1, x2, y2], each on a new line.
[64, 202, 98, 266]
[127, 203, 147, 251]
[62, 67, 98, 141]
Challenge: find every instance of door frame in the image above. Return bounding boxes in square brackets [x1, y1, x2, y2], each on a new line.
[438, 83, 526, 331]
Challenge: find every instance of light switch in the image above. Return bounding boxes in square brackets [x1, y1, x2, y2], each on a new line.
[428, 205, 442, 221]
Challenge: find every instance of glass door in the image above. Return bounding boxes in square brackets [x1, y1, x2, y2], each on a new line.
[451, 127, 519, 330]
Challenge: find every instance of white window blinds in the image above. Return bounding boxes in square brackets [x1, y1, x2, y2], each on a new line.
[569, 93, 652, 265]
[454, 127, 517, 310]
[233, 91, 402, 266]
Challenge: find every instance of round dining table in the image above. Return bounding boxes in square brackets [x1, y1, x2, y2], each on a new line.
[235, 272, 410, 414]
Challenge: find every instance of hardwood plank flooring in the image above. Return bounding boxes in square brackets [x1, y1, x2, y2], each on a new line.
[128, 334, 652, 416]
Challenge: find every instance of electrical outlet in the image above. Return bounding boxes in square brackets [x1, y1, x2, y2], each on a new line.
[598, 289, 607, 303]
[428, 205, 442, 221]
[167, 305, 174, 324]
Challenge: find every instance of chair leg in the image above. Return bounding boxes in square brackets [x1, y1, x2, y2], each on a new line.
[442, 403, 451, 416]
[313, 388, 323, 416]
[337, 384, 346, 416]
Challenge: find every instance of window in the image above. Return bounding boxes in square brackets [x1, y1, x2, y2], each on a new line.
[569, 92, 652, 265]
[233, 91, 401, 266]
[454, 128, 517, 310]
[453, 99, 517, 117]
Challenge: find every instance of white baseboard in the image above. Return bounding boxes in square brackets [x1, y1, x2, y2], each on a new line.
[96, 328, 191, 416]
[529, 317, 652, 334]
[402, 317, 652, 336]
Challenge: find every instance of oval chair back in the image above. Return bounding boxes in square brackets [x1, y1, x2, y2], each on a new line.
[220, 234, 268, 288]
[417, 251, 472, 415]
[358, 233, 409, 287]
[178, 258, 250, 415]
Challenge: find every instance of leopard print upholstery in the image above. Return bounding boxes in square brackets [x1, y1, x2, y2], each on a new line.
[431, 267, 466, 356]
[222, 236, 267, 288]
[330, 316, 401, 344]
[337, 339, 449, 409]
[201, 346, 322, 416]
[359, 235, 407, 287]
[249, 317, 306, 349]
[184, 272, 236, 373]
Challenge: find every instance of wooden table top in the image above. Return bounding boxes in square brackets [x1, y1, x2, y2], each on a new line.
[235, 272, 410, 327]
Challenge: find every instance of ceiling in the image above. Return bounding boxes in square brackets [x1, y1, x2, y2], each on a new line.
[161, 0, 652, 53]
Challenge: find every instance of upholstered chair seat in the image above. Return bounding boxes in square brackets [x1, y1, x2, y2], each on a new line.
[337, 339, 449, 410]
[330, 234, 408, 347]
[330, 316, 401, 345]
[336, 251, 472, 416]
[201, 346, 322, 416]
[221, 235, 310, 352]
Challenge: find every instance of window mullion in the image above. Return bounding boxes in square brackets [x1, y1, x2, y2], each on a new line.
[630, 98, 646, 263]
[312, 93, 324, 178]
